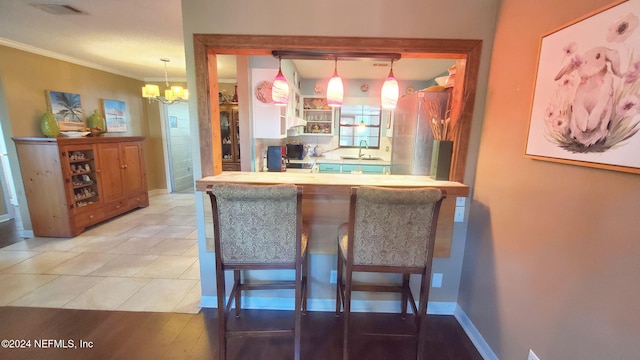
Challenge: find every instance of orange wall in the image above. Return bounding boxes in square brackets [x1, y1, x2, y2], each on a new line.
[460, 0, 640, 358]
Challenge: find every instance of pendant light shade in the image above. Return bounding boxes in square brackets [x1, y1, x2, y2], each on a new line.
[272, 58, 289, 106]
[327, 58, 343, 107]
[381, 60, 399, 109]
[141, 58, 189, 105]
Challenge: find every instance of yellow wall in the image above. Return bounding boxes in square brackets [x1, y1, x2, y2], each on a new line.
[0, 45, 168, 230]
[460, 0, 640, 358]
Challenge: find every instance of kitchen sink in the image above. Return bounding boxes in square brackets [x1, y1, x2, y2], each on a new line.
[340, 156, 383, 161]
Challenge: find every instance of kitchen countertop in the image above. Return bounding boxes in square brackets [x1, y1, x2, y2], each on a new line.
[197, 171, 467, 256]
[196, 171, 468, 196]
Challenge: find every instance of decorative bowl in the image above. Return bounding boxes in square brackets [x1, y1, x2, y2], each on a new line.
[87, 129, 106, 137]
[60, 131, 90, 138]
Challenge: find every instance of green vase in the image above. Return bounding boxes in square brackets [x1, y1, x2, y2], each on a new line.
[40, 110, 60, 138]
[86, 110, 104, 130]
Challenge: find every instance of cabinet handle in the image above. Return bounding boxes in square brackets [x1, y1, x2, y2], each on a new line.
[116, 205, 121, 209]
[121, 165, 128, 169]
[89, 215, 94, 219]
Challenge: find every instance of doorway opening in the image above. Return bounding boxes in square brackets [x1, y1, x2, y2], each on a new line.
[161, 102, 194, 193]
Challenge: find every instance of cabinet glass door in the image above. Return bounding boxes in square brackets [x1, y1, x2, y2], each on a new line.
[233, 108, 240, 162]
[220, 110, 233, 161]
[67, 148, 100, 208]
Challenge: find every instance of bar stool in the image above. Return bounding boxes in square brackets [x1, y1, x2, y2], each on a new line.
[207, 183, 309, 360]
[335, 186, 445, 360]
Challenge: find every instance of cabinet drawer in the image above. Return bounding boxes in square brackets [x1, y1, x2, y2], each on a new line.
[129, 192, 149, 208]
[342, 164, 385, 174]
[104, 200, 128, 217]
[74, 209, 106, 228]
[318, 163, 341, 173]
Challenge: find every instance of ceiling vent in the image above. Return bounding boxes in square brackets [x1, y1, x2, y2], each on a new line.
[29, 3, 87, 15]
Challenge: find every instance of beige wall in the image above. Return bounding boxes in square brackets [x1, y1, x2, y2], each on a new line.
[0, 46, 168, 231]
[459, 0, 640, 359]
[182, 0, 499, 310]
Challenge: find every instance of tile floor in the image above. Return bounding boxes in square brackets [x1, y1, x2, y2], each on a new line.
[0, 192, 202, 314]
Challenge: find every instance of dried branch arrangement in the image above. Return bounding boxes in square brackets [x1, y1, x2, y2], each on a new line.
[427, 93, 452, 141]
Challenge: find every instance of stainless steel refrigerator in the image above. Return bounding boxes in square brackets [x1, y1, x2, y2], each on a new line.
[391, 90, 450, 175]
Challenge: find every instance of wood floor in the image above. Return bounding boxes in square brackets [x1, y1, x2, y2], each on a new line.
[0, 216, 23, 249]
[0, 307, 482, 360]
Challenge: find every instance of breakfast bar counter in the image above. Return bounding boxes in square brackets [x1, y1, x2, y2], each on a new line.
[196, 171, 469, 257]
[195, 171, 469, 196]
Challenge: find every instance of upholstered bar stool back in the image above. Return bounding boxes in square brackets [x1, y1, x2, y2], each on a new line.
[208, 183, 308, 360]
[336, 186, 445, 360]
[213, 183, 302, 264]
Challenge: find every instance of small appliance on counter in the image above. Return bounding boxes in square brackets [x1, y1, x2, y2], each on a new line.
[267, 146, 287, 172]
[286, 143, 305, 160]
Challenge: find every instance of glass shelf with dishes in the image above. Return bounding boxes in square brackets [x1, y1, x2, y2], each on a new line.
[301, 97, 334, 136]
[66, 149, 100, 208]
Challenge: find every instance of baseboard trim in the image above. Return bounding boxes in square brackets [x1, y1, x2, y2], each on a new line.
[454, 304, 498, 360]
[148, 188, 169, 195]
[21, 230, 34, 238]
[0, 214, 10, 223]
[200, 295, 456, 315]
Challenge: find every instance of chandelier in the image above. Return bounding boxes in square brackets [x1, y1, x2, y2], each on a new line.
[141, 58, 189, 105]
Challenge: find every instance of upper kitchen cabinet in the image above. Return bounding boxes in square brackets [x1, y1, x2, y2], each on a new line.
[301, 97, 334, 136]
[252, 68, 287, 139]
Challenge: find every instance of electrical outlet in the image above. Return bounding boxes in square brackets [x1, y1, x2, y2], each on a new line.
[454, 207, 465, 222]
[431, 273, 443, 288]
[330, 270, 337, 284]
[528, 349, 540, 360]
[455, 197, 466, 207]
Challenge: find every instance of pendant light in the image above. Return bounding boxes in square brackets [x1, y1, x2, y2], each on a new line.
[272, 57, 289, 106]
[381, 59, 399, 109]
[326, 58, 343, 107]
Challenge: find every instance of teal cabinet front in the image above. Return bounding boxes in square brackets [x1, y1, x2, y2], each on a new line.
[318, 163, 341, 173]
[342, 164, 387, 174]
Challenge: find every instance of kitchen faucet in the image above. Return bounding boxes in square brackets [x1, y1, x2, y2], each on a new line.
[358, 140, 368, 158]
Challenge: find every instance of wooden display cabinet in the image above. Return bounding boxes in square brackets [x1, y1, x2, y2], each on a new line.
[13, 136, 149, 237]
[220, 103, 240, 171]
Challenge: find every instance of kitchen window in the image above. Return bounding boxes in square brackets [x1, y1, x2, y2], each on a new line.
[338, 105, 381, 148]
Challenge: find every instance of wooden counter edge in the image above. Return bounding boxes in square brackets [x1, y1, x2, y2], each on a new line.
[195, 172, 470, 197]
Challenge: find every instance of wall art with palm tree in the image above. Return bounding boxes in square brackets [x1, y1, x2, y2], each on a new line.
[46, 90, 85, 131]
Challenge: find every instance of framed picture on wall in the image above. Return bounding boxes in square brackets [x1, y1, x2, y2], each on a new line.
[46, 90, 85, 131]
[102, 99, 128, 132]
[525, 0, 640, 174]
[169, 116, 178, 128]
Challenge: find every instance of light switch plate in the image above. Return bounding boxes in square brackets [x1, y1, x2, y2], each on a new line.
[456, 197, 466, 207]
[432, 273, 443, 288]
[454, 207, 465, 222]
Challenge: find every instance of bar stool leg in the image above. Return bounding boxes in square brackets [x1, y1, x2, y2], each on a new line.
[294, 261, 302, 360]
[216, 268, 227, 360]
[335, 250, 344, 316]
[234, 270, 241, 317]
[342, 265, 352, 360]
[302, 252, 309, 314]
[417, 270, 430, 360]
[401, 273, 410, 319]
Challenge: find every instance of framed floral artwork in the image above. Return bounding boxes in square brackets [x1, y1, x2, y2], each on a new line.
[525, 0, 640, 174]
[102, 99, 128, 132]
[46, 90, 85, 131]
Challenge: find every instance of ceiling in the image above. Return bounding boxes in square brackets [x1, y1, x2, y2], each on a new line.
[0, 1, 454, 83]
